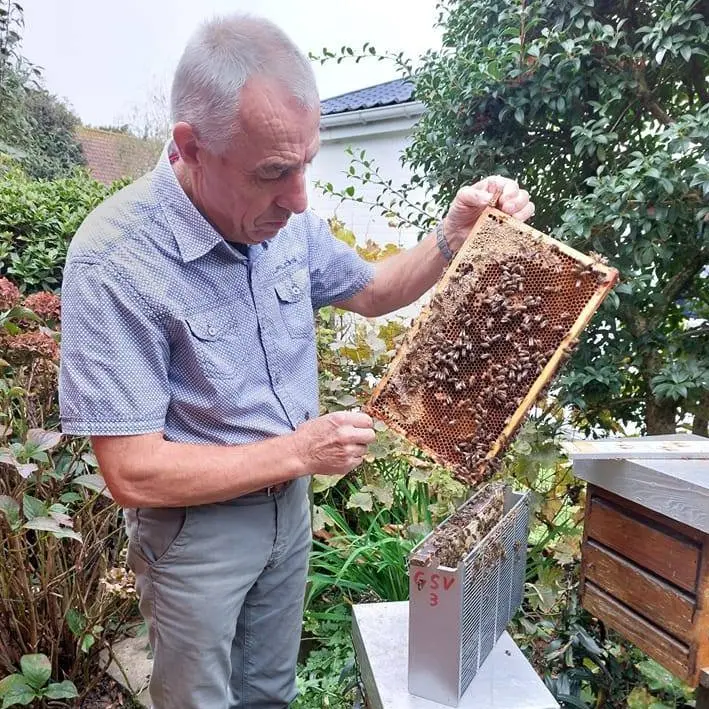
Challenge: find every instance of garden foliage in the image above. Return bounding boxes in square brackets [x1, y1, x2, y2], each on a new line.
[314, 0, 709, 436]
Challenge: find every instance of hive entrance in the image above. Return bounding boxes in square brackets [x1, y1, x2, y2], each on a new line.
[366, 207, 618, 485]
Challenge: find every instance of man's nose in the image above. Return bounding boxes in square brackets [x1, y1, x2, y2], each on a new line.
[277, 172, 309, 214]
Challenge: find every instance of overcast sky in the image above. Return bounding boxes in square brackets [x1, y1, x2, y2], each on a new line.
[22, 0, 441, 128]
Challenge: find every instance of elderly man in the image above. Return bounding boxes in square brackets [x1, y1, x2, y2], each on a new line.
[59, 13, 533, 709]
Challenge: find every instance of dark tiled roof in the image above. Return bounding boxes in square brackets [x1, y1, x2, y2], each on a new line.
[321, 78, 415, 115]
[76, 127, 162, 185]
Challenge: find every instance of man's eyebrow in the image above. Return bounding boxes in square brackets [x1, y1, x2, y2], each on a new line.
[255, 160, 295, 176]
[260, 152, 319, 173]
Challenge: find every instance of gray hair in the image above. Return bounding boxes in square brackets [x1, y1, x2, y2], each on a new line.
[170, 14, 319, 153]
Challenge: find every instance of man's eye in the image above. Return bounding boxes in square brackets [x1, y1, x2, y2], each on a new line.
[263, 169, 288, 180]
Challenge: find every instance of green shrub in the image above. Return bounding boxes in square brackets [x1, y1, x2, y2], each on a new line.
[0, 653, 78, 707]
[0, 278, 135, 697]
[0, 167, 126, 291]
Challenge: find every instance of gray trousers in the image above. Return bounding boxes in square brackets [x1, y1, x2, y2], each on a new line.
[125, 477, 311, 709]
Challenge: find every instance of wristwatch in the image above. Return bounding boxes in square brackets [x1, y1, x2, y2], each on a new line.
[436, 221, 454, 262]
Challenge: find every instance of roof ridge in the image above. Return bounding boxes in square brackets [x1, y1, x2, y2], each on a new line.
[320, 77, 411, 103]
[320, 78, 416, 116]
[78, 126, 131, 137]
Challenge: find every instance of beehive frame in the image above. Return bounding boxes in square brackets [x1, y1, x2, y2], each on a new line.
[366, 207, 619, 484]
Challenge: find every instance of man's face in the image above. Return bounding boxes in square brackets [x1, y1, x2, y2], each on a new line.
[183, 76, 320, 244]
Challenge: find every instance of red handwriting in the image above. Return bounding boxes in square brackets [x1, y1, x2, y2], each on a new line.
[413, 571, 455, 605]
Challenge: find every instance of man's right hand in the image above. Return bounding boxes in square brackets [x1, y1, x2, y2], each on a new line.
[293, 411, 376, 476]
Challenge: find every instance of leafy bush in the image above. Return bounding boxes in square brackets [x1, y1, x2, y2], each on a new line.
[0, 278, 136, 697]
[0, 1, 86, 180]
[294, 614, 359, 709]
[0, 167, 126, 291]
[19, 89, 86, 181]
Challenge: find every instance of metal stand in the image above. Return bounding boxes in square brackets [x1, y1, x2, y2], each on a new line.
[352, 601, 558, 709]
[408, 486, 529, 704]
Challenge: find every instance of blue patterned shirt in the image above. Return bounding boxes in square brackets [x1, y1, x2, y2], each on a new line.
[59, 148, 375, 444]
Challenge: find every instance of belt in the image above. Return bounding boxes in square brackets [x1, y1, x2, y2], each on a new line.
[255, 481, 290, 496]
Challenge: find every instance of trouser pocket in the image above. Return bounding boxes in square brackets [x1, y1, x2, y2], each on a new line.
[133, 507, 191, 566]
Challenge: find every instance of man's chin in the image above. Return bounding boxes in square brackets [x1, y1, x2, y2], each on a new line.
[254, 222, 287, 238]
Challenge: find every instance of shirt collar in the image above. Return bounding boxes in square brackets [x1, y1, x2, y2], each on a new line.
[152, 142, 233, 264]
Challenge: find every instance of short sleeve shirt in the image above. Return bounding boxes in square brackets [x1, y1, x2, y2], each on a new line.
[58, 147, 375, 445]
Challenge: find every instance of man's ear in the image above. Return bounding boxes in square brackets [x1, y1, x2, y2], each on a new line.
[172, 122, 201, 168]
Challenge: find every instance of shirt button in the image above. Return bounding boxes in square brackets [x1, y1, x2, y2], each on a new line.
[207, 326, 216, 336]
[304, 411, 310, 420]
[292, 285, 300, 296]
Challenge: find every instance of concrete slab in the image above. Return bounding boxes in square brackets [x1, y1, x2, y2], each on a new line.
[101, 635, 152, 708]
[353, 601, 558, 709]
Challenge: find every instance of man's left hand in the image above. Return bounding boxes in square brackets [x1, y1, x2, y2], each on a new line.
[442, 176, 535, 253]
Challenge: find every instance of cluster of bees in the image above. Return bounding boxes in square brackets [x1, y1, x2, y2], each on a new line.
[388, 241, 610, 484]
[411, 483, 505, 569]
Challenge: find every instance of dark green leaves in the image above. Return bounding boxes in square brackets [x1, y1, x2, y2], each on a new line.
[0, 168, 118, 291]
[0, 654, 78, 708]
[19, 655, 51, 692]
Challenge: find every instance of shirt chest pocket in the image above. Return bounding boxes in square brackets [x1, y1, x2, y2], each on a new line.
[185, 304, 250, 380]
[274, 268, 315, 339]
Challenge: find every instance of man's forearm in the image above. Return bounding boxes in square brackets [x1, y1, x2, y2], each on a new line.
[93, 431, 308, 508]
[340, 180, 533, 319]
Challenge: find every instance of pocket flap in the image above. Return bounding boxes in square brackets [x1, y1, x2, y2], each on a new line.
[275, 268, 308, 303]
[185, 306, 237, 341]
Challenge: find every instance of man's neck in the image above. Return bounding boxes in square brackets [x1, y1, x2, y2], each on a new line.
[172, 159, 228, 242]
[172, 158, 195, 204]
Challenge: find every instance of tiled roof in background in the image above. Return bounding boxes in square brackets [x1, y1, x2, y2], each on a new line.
[76, 127, 162, 185]
[321, 78, 415, 115]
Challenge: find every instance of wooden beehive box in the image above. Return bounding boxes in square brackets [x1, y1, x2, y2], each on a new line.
[565, 434, 709, 686]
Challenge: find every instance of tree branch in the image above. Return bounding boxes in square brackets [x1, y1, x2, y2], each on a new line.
[617, 302, 646, 339]
[634, 64, 674, 125]
[689, 390, 709, 437]
[586, 396, 644, 410]
[658, 246, 709, 312]
[689, 56, 709, 105]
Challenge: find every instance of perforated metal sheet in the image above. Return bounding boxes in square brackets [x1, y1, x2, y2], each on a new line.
[366, 208, 619, 484]
[459, 491, 529, 692]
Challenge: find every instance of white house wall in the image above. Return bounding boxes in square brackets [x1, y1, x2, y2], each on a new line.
[308, 105, 428, 251]
[308, 103, 432, 322]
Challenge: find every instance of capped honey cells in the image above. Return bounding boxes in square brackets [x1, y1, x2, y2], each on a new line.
[365, 208, 619, 486]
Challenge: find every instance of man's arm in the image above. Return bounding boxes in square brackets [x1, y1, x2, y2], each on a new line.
[92, 411, 375, 508]
[339, 230, 448, 318]
[338, 177, 534, 318]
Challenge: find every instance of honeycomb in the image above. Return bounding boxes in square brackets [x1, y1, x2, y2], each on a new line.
[365, 207, 619, 485]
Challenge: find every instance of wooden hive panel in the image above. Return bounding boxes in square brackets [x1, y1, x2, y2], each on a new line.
[580, 485, 709, 686]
